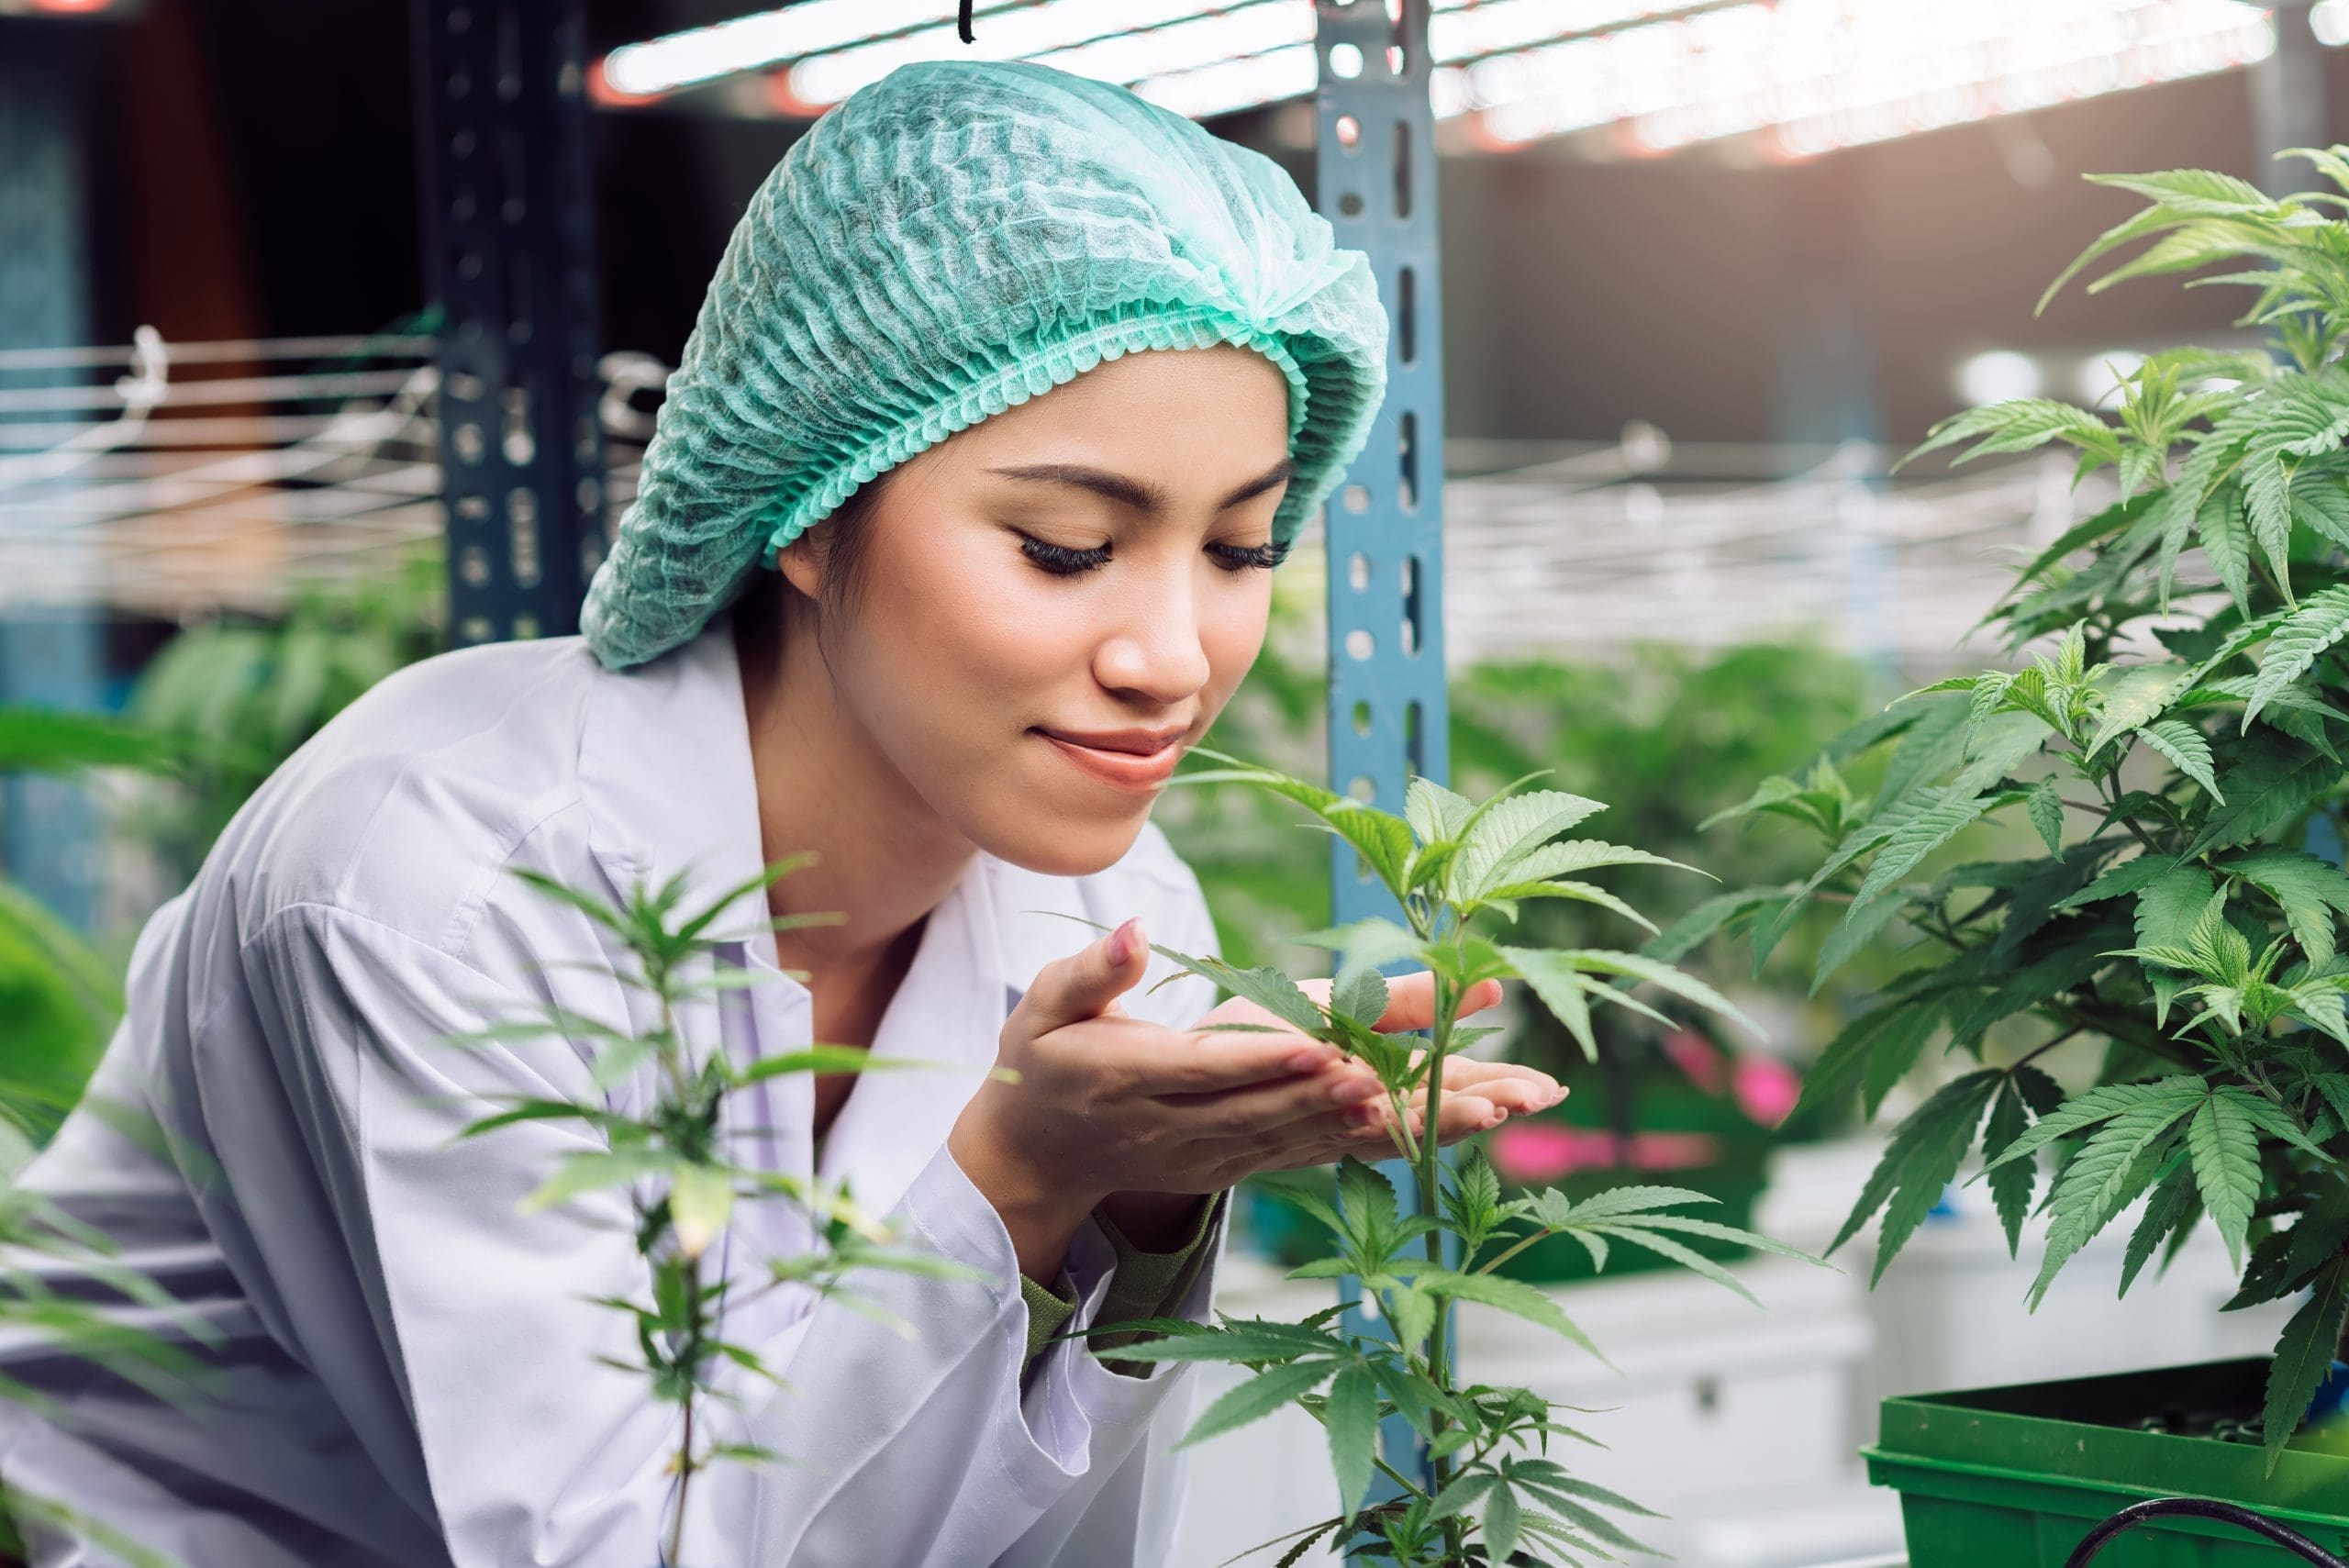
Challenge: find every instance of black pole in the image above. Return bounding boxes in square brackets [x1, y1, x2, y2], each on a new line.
[411, 0, 608, 645]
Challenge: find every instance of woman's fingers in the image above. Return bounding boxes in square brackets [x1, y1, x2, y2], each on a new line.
[1163, 1061, 1385, 1129]
[1434, 1058, 1563, 1115]
[1119, 1026, 1343, 1096]
[1370, 973, 1506, 1032]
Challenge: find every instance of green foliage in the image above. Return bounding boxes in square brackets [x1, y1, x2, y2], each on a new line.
[1727, 150, 2349, 1475]
[126, 551, 441, 877]
[0, 706, 202, 1560]
[456, 862, 991, 1567]
[0, 709, 187, 1151]
[1080, 754, 1824, 1566]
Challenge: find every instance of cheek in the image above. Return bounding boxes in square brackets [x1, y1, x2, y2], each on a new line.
[853, 557, 1083, 727]
[1199, 581, 1273, 703]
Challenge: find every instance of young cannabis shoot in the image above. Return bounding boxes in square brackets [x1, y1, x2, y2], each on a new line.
[453, 859, 988, 1567]
[1071, 750, 1824, 1567]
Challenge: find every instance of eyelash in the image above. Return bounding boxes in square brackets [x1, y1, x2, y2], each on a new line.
[1018, 535, 1288, 577]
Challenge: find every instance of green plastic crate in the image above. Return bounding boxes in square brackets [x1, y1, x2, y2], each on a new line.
[1865, 1360, 2349, 1567]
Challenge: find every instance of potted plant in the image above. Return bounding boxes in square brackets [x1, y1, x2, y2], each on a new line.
[1698, 152, 2349, 1565]
[1070, 749, 1821, 1566]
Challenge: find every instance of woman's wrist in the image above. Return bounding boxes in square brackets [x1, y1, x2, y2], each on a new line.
[1097, 1189, 1213, 1252]
[947, 1113, 1100, 1282]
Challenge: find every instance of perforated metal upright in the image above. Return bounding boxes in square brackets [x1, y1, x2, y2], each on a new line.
[411, 0, 608, 644]
[1316, 0, 1453, 1523]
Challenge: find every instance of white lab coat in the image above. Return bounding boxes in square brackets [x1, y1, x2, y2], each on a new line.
[0, 622, 1230, 1567]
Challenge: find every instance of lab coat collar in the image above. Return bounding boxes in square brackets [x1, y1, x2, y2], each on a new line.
[576, 621, 1025, 1218]
[576, 621, 778, 951]
[577, 615, 1009, 990]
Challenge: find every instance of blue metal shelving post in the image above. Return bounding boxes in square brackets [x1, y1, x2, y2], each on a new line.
[1316, 0, 1452, 1534]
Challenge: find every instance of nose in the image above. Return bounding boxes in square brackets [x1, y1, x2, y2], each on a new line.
[1091, 570, 1210, 706]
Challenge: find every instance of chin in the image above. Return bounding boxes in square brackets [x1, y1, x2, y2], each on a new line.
[980, 813, 1149, 880]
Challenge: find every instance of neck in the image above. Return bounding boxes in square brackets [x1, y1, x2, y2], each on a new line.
[731, 594, 976, 994]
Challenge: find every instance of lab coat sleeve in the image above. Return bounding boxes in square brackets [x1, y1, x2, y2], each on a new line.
[244, 901, 1221, 1568]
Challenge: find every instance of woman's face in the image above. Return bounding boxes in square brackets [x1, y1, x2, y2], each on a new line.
[780, 342, 1293, 878]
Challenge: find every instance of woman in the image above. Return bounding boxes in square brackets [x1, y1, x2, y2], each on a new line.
[0, 61, 1561, 1566]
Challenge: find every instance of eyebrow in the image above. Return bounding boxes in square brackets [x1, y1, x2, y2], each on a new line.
[982, 456, 1297, 518]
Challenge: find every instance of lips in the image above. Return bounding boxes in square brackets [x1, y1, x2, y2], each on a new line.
[1034, 728, 1186, 792]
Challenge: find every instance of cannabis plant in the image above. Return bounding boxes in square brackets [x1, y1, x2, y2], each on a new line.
[1704, 152, 2349, 1474]
[455, 861, 985, 1566]
[1077, 749, 1820, 1567]
[0, 706, 198, 1567]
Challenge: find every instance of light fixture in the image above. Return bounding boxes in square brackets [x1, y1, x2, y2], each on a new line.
[597, 0, 2276, 168]
[1957, 350, 2044, 407]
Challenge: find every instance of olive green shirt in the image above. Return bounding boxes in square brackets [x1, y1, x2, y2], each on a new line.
[1018, 1189, 1226, 1377]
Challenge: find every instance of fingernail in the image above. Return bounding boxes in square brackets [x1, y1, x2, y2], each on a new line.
[1108, 917, 1142, 964]
[1287, 1045, 1338, 1073]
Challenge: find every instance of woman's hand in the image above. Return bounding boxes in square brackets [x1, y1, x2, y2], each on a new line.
[948, 917, 1563, 1278]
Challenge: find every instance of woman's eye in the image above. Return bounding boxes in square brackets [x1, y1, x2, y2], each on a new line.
[1017, 531, 1285, 576]
[1019, 534, 1111, 576]
[1208, 539, 1287, 573]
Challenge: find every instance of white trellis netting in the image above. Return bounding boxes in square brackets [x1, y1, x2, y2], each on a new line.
[0, 330, 2116, 672]
[0, 328, 664, 623]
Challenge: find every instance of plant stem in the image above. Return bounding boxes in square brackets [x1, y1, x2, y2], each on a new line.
[1417, 963, 1460, 1557]
[1474, 1229, 1551, 1277]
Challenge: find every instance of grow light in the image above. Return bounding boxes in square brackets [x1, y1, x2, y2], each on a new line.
[1460, 0, 2276, 157]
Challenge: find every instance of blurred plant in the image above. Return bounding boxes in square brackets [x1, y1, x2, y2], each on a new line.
[453, 860, 992, 1565]
[1074, 749, 1820, 1566]
[1450, 645, 1884, 1145]
[0, 707, 201, 1566]
[128, 551, 441, 876]
[0, 710, 191, 1153]
[1709, 153, 2349, 1474]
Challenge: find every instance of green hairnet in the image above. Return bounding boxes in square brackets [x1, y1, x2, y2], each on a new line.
[582, 58, 1389, 671]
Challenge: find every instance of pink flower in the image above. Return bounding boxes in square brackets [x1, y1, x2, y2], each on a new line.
[1732, 1056, 1802, 1129]
[1487, 1122, 1723, 1183]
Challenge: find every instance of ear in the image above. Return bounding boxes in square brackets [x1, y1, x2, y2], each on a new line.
[774, 533, 824, 600]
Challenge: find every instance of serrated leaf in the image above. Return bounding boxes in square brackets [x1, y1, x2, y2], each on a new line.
[1324, 1363, 1377, 1519]
[2223, 846, 2349, 966]
[2220, 1086, 2335, 1160]
[2026, 779, 2065, 855]
[2137, 865, 2220, 1024]
[1533, 947, 1765, 1042]
[2136, 720, 2224, 802]
[1406, 775, 1474, 845]
[2120, 1158, 2199, 1298]
[2054, 853, 2178, 912]
[1813, 891, 1909, 996]
[1984, 1076, 2036, 1258]
[2188, 1094, 2261, 1272]
[1501, 946, 1599, 1059]
[2245, 584, 2349, 728]
[2188, 737, 2337, 855]
[2086, 662, 2194, 756]
[1827, 1071, 1998, 1276]
[2263, 1259, 2349, 1475]
[1482, 1483, 1522, 1568]
[1784, 1002, 1933, 1131]
[1981, 1075, 2208, 1173]
[1451, 790, 1609, 902]
[1852, 793, 1996, 911]
[1174, 1358, 1337, 1448]
[1330, 964, 1389, 1029]
[1419, 1268, 1605, 1363]
[2030, 1101, 2196, 1307]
